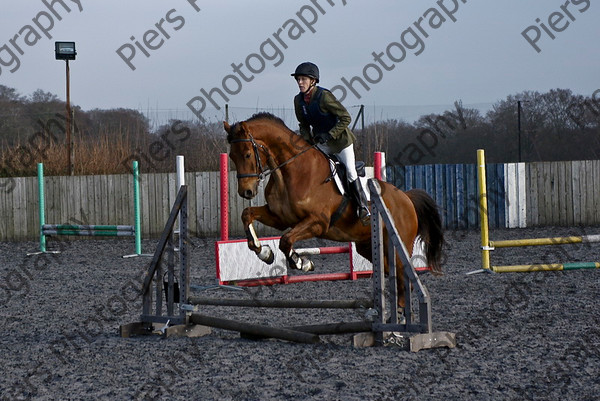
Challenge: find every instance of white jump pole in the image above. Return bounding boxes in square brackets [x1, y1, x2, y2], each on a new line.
[176, 155, 185, 236]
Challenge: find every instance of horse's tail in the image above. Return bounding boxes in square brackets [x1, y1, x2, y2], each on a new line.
[406, 189, 444, 275]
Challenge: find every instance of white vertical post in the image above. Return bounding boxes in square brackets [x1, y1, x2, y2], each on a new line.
[176, 155, 185, 237]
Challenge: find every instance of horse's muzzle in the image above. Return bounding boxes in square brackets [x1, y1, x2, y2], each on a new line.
[240, 188, 256, 199]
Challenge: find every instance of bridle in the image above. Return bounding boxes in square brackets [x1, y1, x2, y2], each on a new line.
[230, 133, 318, 181]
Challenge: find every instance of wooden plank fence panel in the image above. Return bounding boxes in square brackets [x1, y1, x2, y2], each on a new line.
[585, 161, 595, 224]
[551, 163, 559, 225]
[455, 165, 466, 229]
[532, 163, 543, 226]
[539, 162, 550, 226]
[486, 164, 498, 229]
[12, 178, 26, 240]
[108, 172, 117, 225]
[561, 162, 572, 226]
[0, 179, 12, 240]
[571, 161, 582, 225]
[194, 173, 204, 236]
[466, 163, 477, 229]
[424, 165, 434, 198]
[444, 165, 456, 229]
[230, 171, 240, 237]
[140, 173, 150, 237]
[194, 172, 206, 236]
[549, 162, 558, 225]
[496, 163, 506, 229]
[184, 172, 197, 235]
[25, 177, 36, 240]
[79, 175, 88, 224]
[207, 171, 219, 236]
[147, 173, 158, 235]
[594, 160, 600, 224]
[4, 159, 600, 241]
[404, 165, 414, 190]
[434, 165, 444, 223]
[117, 173, 127, 226]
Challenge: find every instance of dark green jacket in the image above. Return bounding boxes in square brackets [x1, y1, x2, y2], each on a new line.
[294, 87, 356, 154]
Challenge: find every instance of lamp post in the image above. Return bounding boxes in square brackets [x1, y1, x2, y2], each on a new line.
[517, 100, 529, 162]
[55, 41, 76, 175]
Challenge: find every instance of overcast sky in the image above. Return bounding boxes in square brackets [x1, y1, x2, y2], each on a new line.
[1, 0, 598, 127]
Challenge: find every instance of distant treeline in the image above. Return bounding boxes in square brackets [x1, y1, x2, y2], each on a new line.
[0, 85, 598, 177]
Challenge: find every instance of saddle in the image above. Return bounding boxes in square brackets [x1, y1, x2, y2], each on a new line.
[325, 154, 366, 194]
[323, 154, 368, 225]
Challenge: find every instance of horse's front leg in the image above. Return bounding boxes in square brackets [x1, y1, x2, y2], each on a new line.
[241, 206, 286, 264]
[279, 216, 327, 272]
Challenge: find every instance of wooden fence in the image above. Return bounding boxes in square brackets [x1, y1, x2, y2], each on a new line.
[387, 160, 600, 230]
[1, 159, 599, 242]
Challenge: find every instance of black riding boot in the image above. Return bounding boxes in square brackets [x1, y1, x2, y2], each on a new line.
[349, 179, 370, 225]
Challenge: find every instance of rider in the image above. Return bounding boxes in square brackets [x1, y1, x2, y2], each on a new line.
[291, 62, 370, 225]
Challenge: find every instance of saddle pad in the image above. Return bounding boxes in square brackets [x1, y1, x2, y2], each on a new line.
[329, 160, 370, 201]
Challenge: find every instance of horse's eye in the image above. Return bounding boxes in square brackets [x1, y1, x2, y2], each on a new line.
[245, 153, 251, 159]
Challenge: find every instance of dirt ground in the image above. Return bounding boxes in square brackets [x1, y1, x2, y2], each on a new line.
[1, 226, 599, 400]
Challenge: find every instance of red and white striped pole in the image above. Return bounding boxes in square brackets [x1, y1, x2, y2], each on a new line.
[220, 153, 229, 241]
[374, 151, 386, 181]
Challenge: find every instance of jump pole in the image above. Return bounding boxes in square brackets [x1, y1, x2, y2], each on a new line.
[32, 161, 144, 256]
[476, 148, 600, 273]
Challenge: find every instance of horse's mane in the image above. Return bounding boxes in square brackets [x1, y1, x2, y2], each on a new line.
[247, 112, 287, 127]
[227, 112, 293, 143]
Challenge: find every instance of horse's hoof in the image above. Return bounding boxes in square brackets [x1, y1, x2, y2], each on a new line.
[301, 258, 314, 272]
[287, 253, 301, 270]
[258, 245, 274, 264]
[287, 253, 313, 271]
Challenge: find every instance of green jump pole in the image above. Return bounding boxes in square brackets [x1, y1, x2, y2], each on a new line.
[38, 163, 46, 253]
[133, 160, 142, 255]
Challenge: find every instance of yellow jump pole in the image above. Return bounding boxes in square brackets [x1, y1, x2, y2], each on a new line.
[493, 262, 600, 273]
[491, 234, 600, 248]
[477, 149, 491, 271]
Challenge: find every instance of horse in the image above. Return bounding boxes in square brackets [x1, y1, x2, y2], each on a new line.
[223, 112, 444, 307]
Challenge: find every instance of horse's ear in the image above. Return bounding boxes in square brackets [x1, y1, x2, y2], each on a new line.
[223, 121, 231, 133]
[239, 122, 249, 135]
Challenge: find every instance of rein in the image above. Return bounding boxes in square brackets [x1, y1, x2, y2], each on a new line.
[230, 134, 318, 181]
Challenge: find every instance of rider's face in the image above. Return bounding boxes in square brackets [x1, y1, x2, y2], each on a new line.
[296, 76, 315, 94]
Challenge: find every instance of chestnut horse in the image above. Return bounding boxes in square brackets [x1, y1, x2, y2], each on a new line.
[224, 112, 443, 306]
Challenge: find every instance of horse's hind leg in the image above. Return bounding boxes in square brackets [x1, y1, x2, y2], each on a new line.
[241, 206, 286, 264]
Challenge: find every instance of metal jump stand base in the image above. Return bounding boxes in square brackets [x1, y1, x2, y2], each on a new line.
[121, 182, 457, 350]
[353, 180, 457, 351]
[120, 185, 213, 339]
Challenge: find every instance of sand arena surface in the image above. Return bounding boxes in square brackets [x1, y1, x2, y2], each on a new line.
[1, 226, 599, 400]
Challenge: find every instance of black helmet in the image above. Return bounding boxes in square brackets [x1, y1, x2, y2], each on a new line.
[291, 62, 319, 82]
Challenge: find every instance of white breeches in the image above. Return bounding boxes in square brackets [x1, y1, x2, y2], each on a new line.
[318, 143, 358, 182]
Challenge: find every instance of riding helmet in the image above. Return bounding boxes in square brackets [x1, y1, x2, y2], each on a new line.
[291, 62, 319, 82]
